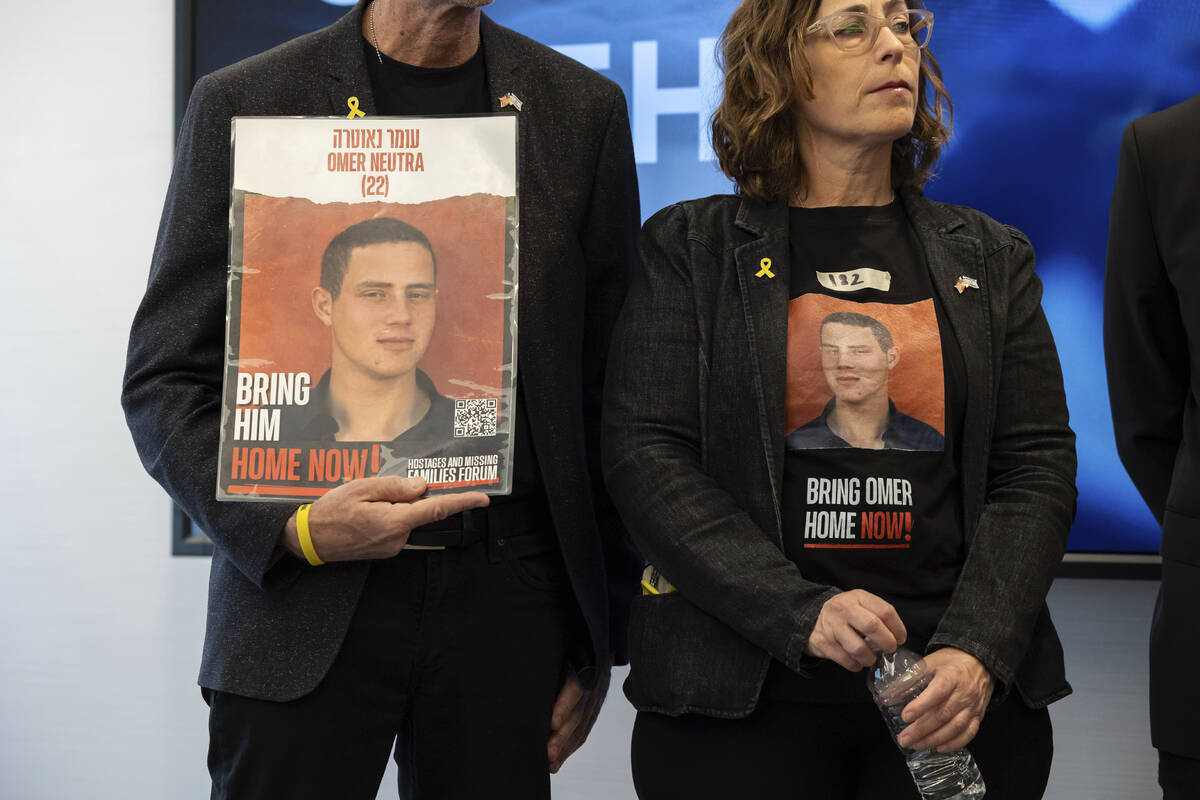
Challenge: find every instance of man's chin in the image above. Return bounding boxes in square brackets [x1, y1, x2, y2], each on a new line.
[362, 364, 422, 382]
[832, 393, 872, 407]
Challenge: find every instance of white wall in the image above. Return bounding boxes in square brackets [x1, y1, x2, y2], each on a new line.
[0, 2, 214, 797]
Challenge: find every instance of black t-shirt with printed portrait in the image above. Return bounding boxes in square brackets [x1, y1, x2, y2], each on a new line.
[764, 200, 968, 703]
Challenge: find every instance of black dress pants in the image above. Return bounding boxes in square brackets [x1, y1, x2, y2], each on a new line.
[204, 533, 571, 800]
[632, 690, 1053, 800]
[1159, 750, 1200, 799]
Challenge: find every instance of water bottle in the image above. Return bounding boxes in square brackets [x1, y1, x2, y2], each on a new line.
[867, 647, 986, 799]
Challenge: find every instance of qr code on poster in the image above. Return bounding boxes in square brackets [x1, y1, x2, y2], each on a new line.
[454, 398, 498, 437]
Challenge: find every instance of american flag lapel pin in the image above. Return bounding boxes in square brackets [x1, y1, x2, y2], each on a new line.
[954, 275, 979, 294]
[499, 92, 524, 111]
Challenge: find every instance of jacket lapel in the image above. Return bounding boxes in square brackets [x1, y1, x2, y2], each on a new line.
[479, 15, 529, 310]
[480, 15, 554, 408]
[325, 1, 377, 116]
[734, 199, 791, 499]
[481, 16, 525, 114]
[903, 191, 993, 534]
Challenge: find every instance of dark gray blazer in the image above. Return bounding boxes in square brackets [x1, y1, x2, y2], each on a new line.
[1104, 94, 1200, 759]
[122, 2, 640, 700]
[603, 191, 1077, 717]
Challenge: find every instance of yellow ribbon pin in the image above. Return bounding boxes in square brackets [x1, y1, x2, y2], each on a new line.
[346, 97, 366, 119]
[756, 257, 775, 278]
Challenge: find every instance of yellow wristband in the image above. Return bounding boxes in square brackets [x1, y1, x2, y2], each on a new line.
[296, 503, 324, 566]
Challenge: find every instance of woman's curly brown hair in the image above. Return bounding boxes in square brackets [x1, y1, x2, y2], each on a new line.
[711, 0, 953, 202]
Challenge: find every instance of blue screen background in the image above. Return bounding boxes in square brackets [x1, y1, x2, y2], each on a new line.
[191, 0, 1200, 553]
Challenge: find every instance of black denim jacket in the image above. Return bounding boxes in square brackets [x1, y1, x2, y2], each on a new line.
[602, 191, 1078, 718]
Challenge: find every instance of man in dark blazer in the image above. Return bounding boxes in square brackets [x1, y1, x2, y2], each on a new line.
[1104, 93, 1200, 799]
[121, 1, 640, 797]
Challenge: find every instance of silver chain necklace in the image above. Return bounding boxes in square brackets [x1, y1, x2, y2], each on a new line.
[369, 2, 383, 64]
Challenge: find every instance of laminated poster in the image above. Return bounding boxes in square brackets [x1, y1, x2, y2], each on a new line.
[217, 115, 518, 501]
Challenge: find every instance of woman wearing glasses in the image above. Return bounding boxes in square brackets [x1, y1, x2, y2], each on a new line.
[602, 1, 1076, 797]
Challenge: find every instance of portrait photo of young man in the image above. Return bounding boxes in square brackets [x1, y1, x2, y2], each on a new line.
[281, 216, 455, 455]
[787, 310, 944, 452]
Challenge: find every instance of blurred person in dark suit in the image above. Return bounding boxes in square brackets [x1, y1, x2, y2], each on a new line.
[1105, 92, 1200, 800]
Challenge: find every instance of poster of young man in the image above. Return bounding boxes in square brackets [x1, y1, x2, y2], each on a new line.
[217, 115, 518, 501]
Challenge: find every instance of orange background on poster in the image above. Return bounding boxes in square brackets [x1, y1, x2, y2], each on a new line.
[236, 193, 508, 398]
[786, 296, 945, 435]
